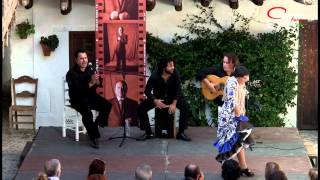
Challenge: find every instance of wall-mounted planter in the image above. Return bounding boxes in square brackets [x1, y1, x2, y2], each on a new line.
[40, 43, 51, 56]
[15, 20, 35, 39]
[39, 35, 59, 56]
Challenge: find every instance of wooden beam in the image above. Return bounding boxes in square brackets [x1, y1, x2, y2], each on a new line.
[2, 0, 19, 46]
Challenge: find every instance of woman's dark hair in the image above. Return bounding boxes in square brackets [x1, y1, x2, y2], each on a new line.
[156, 58, 175, 75]
[88, 158, 106, 176]
[221, 159, 241, 180]
[223, 52, 240, 66]
[232, 65, 249, 77]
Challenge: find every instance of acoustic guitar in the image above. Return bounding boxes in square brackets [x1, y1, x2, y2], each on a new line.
[201, 75, 229, 100]
[201, 75, 262, 100]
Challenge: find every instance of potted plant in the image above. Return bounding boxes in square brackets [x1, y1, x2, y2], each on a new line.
[40, 34, 59, 56]
[15, 20, 35, 39]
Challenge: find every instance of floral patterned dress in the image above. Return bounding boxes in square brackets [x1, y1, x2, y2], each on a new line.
[213, 76, 253, 163]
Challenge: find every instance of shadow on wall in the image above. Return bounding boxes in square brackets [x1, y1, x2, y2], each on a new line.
[2, 45, 12, 100]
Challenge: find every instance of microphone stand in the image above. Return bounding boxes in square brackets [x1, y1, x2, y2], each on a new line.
[107, 68, 148, 147]
[244, 87, 256, 151]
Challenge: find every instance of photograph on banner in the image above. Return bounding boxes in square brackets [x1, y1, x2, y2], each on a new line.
[103, 23, 140, 73]
[104, 74, 139, 127]
[104, 0, 139, 20]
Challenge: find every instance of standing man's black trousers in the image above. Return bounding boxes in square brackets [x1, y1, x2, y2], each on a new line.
[71, 94, 112, 140]
[137, 97, 189, 134]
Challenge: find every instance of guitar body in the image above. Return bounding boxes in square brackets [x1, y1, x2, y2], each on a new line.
[201, 75, 229, 100]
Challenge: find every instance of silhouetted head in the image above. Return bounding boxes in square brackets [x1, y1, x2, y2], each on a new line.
[184, 164, 201, 180]
[221, 159, 241, 180]
[88, 158, 106, 176]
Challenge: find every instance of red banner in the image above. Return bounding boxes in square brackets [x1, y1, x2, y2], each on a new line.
[95, 0, 146, 127]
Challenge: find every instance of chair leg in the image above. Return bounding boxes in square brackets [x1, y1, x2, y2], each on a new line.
[75, 120, 79, 141]
[62, 117, 66, 138]
[33, 112, 36, 134]
[14, 111, 18, 130]
[8, 108, 13, 134]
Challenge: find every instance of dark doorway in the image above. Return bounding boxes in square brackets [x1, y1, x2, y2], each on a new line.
[297, 20, 318, 130]
[69, 31, 95, 69]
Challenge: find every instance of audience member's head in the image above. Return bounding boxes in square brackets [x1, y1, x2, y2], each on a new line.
[221, 159, 241, 180]
[265, 162, 281, 180]
[36, 172, 48, 180]
[268, 170, 288, 180]
[184, 164, 204, 180]
[135, 163, 152, 180]
[309, 168, 318, 180]
[87, 174, 107, 180]
[88, 158, 107, 176]
[44, 159, 61, 178]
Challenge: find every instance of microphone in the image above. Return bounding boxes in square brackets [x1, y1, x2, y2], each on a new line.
[88, 62, 96, 75]
[88, 62, 103, 87]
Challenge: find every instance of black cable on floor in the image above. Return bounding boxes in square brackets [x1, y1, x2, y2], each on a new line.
[251, 141, 305, 150]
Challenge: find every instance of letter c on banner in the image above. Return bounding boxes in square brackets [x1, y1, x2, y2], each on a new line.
[267, 7, 287, 20]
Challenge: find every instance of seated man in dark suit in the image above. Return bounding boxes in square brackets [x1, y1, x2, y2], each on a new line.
[66, 49, 112, 149]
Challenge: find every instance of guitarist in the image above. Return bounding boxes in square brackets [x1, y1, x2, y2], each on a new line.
[196, 52, 240, 106]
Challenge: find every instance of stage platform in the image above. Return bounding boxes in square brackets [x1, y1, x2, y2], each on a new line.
[15, 127, 312, 180]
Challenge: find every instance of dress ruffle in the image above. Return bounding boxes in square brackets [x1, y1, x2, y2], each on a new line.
[213, 132, 240, 154]
[213, 128, 253, 163]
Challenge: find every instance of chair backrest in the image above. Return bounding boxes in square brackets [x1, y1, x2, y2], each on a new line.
[63, 77, 71, 106]
[11, 75, 38, 107]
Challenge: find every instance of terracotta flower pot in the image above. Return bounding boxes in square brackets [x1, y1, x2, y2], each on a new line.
[40, 43, 51, 56]
[19, 34, 28, 39]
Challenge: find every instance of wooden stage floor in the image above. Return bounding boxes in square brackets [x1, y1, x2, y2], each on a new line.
[14, 127, 312, 180]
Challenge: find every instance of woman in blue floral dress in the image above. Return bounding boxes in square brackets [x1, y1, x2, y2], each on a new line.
[213, 65, 254, 177]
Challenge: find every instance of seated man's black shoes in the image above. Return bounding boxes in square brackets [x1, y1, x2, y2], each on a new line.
[176, 132, 191, 141]
[90, 138, 100, 149]
[137, 132, 155, 141]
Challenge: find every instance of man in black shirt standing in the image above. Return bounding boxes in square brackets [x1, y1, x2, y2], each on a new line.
[66, 49, 112, 149]
[137, 58, 191, 141]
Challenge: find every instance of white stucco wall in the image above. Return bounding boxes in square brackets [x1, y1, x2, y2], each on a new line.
[9, 0, 317, 128]
[10, 0, 95, 128]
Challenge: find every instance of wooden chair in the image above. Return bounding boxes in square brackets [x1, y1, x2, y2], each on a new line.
[304, 140, 318, 168]
[62, 77, 98, 141]
[9, 76, 38, 134]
